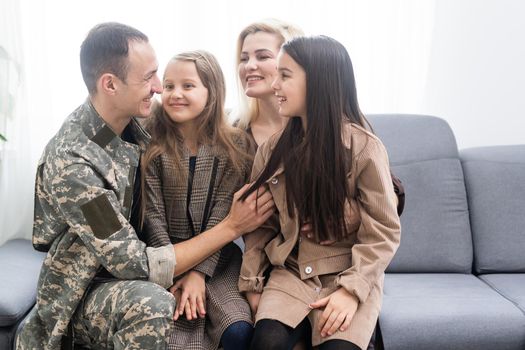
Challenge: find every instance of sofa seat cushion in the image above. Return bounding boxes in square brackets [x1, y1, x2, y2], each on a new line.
[379, 273, 525, 350]
[0, 239, 45, 327]
[479, 274, 525, 313]
[461, 145, 525, 273]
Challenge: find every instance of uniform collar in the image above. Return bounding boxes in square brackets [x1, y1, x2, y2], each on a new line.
[81, 99, 151, 151]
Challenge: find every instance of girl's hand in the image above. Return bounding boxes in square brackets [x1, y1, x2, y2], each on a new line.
[300, 222, 314, 239]
[245, 291, 262, 319]
[227, 184, 275, 236]
[309, 288, 358, 337]
[300, 221, 335, 245]
[169, 270, 206, 321]
[169, 286, 182, 320]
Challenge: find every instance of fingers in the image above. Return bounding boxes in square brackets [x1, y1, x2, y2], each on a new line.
[243, 184, 270, 205]
[197, 294, 206, 318]
[320, 309, 337, 337]
[300, 223, 314, 239]
[314, 289, 358, 337]
[257, 199, 275, 218]
[172, 289, 181, 321]
[258, 206, 275, 224]
[309, 296, 329, 309]
[255, 188, 272, 205]
[173, 279, 183, 289]
[254, 189, 274, 219]
[300, 223, 313, 231]
[178, 290, 189, 316]
[339, 312, 352, 332]
[233, 184, 251, 201]
[173, 307, 180, 321]
[189, 294, 197, 320]
[235, 184, 274, 214]
[318, 305, 332, 336]
[175, 297, 204, 321]
[168, 284, 178, 295]
[184, 299, 192, 320]
[319, 239, 336, 246]
[325, 311, 347, 337]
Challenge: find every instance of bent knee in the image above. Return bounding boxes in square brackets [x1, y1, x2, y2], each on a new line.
[119, 281, 175, 320]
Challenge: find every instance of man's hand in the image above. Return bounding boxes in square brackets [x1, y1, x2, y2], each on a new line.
[226, 184, 275, 238]
[245, 291, 262, 320]
[169, 271, 206, 321]
[309, 288, 358, 337]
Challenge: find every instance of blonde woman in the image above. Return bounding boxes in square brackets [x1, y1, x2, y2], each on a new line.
[232, 19, 303, 149]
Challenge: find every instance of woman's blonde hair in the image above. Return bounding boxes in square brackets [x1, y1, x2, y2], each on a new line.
[231, 19, 304, 129]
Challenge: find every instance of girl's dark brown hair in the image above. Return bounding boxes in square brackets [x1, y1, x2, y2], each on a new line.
[240, 36, 370, 242]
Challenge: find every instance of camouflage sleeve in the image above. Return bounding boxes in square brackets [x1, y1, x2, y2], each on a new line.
[48, 160, 176, 288]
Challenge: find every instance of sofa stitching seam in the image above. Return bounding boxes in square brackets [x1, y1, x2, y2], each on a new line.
[479, 277, 525, 316]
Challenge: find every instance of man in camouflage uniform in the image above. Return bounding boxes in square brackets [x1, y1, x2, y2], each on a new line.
[16, 22, 274, 350]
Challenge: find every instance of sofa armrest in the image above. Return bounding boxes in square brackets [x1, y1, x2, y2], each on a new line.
[0, 239, 45, 327]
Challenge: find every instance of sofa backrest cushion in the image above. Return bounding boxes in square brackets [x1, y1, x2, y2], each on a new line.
[368, 114, 473, 273]
[461, 145, 525, 273]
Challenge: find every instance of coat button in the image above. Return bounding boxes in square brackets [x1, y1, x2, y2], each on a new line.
[270, 177, 278, 185]
[305, 266, 313, 274]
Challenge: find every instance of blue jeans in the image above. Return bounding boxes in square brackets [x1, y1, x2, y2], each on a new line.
[221, 321, 253, 350]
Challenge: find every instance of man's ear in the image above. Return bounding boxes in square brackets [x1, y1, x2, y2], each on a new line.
[99, 73, 117, 95]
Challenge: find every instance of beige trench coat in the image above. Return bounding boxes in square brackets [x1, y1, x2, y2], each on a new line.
[239, 123, 401, 349]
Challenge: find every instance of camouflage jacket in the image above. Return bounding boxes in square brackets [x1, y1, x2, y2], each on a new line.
[17, 100, 176, 350]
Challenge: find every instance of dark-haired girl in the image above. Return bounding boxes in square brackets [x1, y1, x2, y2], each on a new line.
[238, 36, 401, 350]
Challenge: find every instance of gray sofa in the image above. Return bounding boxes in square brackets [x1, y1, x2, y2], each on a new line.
[370, 114, 525, 350]
[1, 114, 523, 350]
[0, 239, 45, 349]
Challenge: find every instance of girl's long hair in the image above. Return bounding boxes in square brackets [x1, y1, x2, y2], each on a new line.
[141, 50, 250, 227]
[241, 36, 370, 242]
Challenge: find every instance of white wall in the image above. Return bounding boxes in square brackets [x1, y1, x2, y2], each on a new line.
[422, 0, 525, 148]
[18, 0, 437, 161]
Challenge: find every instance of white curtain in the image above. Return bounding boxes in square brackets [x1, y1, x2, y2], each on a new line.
[0, 0, 33, 245]
[0, 0, 436, 243]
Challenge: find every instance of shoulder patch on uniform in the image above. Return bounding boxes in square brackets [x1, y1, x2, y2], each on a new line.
[91, 125, 116, 149]
[80, 194, 122, 239]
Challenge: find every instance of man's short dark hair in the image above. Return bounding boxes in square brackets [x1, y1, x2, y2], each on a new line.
[80, 22, 148, 94]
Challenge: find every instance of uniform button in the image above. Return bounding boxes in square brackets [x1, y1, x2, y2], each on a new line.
[270, 177, 278, 185]
[305, 266, 313, 274]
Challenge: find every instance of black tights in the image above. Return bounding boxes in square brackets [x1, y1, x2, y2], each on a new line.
[250, 319, 360, 350]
